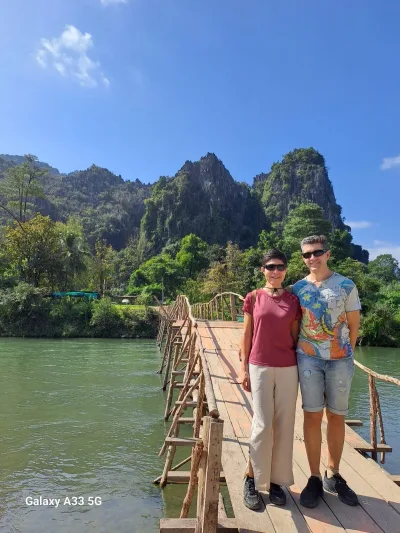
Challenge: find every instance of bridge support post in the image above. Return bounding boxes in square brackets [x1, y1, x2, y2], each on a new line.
[195, 417, 224, 533]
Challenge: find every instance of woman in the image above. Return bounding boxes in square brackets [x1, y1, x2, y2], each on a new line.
[240, 249, 301, 508]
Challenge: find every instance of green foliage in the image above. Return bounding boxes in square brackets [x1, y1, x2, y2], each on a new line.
[282, 203, 333, 256]
[0, 154, 46, 223]
[0, 282, 51, 336]
[286, 251, 309, 285]
[90, 297, 125, 337]
[368, 254, 400, 284]
[129, 253, 183, 297]
[175, 234, 209, 277]
[5, 214, 66, 287]
[359, 302, 400, 347]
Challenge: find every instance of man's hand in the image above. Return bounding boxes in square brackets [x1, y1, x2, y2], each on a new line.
[241, 366, 251, 392]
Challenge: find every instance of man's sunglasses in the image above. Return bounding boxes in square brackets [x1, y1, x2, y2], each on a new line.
[302, 249, 326, 259]
[263, 264, 286, 272]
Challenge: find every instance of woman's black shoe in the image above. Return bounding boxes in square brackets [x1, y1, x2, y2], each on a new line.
[243, 476, 262, 510]
[269, 483, 286, 505]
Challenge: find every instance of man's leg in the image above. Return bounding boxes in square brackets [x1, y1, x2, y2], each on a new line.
[304, 410, 323, 476]
[326, 409, 344, 473]
[297, 353, 325, 508]
[323, 357, 359, 506]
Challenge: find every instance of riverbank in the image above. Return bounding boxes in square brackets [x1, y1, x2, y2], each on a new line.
[0, 287, 158, 338]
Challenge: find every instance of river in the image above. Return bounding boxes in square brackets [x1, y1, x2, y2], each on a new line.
[0, 340, 399, 533]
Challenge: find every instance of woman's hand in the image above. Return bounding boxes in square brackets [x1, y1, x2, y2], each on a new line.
[241, 366, 251, 392]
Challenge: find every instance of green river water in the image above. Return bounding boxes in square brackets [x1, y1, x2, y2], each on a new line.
[0, 339, 399, 533]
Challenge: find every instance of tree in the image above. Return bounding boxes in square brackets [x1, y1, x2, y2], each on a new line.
[56, 218, 89, 290]
[368, 254, 400, 284]
[175, 234, 209, 277]
[286, 251, 309, 285]
[4, 214, 64, 287]
[257, 229, 282, 253]
[0, 155, 46, 224]
[202, 262, 237, 295]
[282, 203, 333, 257]
[92, 239, 116, 296]
[129, 253, 183, 298]
[328, 229, 353, 265]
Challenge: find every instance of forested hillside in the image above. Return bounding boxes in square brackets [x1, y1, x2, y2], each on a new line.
[0, 148, 398, 345]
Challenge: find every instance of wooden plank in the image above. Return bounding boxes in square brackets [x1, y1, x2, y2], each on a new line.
[165, 438, 199, 446]
[390, 475, 400, 486]
[290, 462, 345, 533]
[204, 347, 276, 532]
[294, 404, 400, 531]
[343, 423, 392, 453]
[163, 471, 226, 483]
[198, 418, 224, 533]
[293, 436, 384, 533]
[345, 420, 363, 427]
[205, 331, 311, 533]
[160, 517, 238, 532]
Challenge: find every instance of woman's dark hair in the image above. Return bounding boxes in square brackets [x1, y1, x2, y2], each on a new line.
[261, 249, 287, 267]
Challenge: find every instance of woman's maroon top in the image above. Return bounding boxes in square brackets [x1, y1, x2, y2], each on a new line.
[242, 289, 301, 367]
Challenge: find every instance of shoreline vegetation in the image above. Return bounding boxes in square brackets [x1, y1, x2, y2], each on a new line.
[0, 150, 399, 346]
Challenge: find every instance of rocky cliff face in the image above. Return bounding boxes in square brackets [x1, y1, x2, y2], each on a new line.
[254, 148, 344, 230]
[140, 153, 266, 253]
[0, 149, 362, 256]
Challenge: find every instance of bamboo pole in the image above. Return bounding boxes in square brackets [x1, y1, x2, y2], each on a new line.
[157, 325, 172, 374]
[160, 424, 180, 487]
[355, 360, 400, 386]
[229, 293, 236, 321]
[195, 418, 224, 533]
[159, 374, 201, 456]
[153, 454, 192, 484]
[180, 441, 204, 518]
[369, 374, 378, 461]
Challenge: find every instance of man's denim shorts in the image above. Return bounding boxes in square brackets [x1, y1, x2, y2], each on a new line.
[297, 352, 355, 416]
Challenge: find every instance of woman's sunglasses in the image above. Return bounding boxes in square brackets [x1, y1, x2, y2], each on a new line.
[301, 249, 326, 259]
[263, 264, 286, 272]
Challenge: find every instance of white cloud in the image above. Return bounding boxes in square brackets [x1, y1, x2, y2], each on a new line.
[100, 0, 128, 5]
[35, 25, 109, 88]
[346, 220, 373, 230]
[368, 240, 400, 261]
[380, 154, 400, 171]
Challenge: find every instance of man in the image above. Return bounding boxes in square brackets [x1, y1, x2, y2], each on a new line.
[292, 235, 361, 508]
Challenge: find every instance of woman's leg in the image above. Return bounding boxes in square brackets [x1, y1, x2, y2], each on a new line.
[248, 364, 275, 491]
[270, 365, 299, 487]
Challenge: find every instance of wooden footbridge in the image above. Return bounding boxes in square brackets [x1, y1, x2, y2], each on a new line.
[154, 292, 400, 533]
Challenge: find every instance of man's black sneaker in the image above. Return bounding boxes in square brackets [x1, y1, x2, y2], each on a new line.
[269, 483, 286, 506]
[300, 476, 323, 508]
[323, 471, 359, 506]
[243, 476, 262, 510]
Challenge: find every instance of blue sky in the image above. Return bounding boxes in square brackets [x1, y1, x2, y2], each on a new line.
[1, 0, 400, 260]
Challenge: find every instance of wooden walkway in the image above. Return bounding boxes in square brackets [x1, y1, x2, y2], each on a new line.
[195, 319, 400, 533]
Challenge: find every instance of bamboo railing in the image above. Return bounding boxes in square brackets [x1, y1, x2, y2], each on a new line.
[155, 294, 241, 533]
[354, 360, 400, 464]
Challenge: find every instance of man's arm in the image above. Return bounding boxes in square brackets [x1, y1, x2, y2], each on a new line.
[347, 310, 360, 352]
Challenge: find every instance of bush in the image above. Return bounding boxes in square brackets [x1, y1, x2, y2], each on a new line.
[359, 302, 400, 347]
[0, 282, 52, 336]
[90, 297, 125, 337]
[50, 298, 93, 337]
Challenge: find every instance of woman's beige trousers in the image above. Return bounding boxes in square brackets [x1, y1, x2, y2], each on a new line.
[248, 364, 298, 491]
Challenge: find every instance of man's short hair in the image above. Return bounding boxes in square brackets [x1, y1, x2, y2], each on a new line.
[300, 235, 328, 250]
[262, 249, 287, 267]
